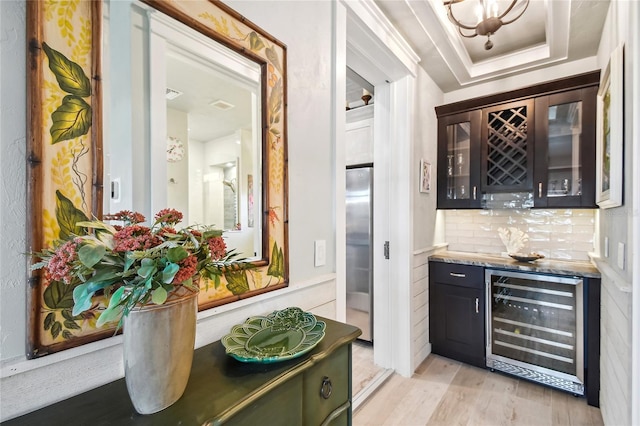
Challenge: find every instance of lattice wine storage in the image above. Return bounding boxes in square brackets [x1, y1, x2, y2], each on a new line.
[483, 100, 534, 192]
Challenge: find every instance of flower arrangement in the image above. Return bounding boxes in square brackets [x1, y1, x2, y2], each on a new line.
[31, 208, 248, 328]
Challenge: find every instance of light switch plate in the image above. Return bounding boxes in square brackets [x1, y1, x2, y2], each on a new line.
[618, 242, 625, 270]
[604, 237, 609, 257]
[314, 240, 326, 267]
[111, 178, 121, 202]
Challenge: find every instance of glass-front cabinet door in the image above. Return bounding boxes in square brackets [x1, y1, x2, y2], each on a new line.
[534, 88, 597, 208]
[437, 110, 481, 209]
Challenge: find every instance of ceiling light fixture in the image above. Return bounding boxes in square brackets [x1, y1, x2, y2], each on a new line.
[444, 0, 530, 50]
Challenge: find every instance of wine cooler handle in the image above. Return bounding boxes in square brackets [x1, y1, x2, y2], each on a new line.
[486, 280, 492, 348]
[475, 297, 479, 313]
[538, 182, 543, 198]
[473, 186, 477, 200]
[449, 272, 466, 278]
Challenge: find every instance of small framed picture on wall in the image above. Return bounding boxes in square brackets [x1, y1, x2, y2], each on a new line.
[420, 159, 431, 193]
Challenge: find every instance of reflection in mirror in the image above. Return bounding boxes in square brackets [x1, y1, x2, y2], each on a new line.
[164, 41, 261, 260]
[106, 3, 262, 260]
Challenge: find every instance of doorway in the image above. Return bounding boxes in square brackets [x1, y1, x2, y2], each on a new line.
[337, 0, 420, 380]
[345, 70, 375, 342]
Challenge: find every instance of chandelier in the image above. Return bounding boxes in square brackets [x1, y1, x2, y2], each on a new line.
[444, 0, 530, 50]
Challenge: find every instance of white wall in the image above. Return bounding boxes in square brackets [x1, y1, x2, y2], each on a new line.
[593, 1, 638, 425]
[413, 67, 445, 251]
[0, 0, 339, 420]
[0, 0, 28, 368]
[411, 67, 445, 371]
[167, 108, 190, 219]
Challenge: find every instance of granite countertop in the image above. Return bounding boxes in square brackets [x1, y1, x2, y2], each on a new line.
[429, 250, 601, 278]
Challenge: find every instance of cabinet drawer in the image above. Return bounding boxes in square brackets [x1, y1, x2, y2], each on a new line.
[225, 375, 303, 425]
[430, 262, 484, 289]
[303, 345, 349, 425]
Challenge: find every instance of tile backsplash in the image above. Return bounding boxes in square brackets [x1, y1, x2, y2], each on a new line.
[445, 209, 596, 261]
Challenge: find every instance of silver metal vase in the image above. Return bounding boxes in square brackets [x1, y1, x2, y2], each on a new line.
[122, 286, 198, 414]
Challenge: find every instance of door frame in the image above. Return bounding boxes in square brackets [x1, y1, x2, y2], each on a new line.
[335, 0, 419, 376]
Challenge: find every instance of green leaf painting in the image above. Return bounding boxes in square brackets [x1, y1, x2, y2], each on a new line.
[55, 190, 89, 240]
[44, 312, 55, 330]
[42, 43, 91, 97]
[267, 242, 284, 278]
[63, 320, 81, 330]
[269, 79, 283, 118]
[225, 270, 250, 295]
[50, 95, 92, 143]
[249, 32, 265, 52]
[265, 47, 282, 75]
[51, 322, 63, 339]
[43, 280, 75, 310]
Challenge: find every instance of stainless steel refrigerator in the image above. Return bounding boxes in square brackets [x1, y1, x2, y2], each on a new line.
[346, 165, 373, 342]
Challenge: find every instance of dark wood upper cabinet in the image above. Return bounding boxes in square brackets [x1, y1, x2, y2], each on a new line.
[435, 71, 600, 210]
[437, 110, 482, 209]
[533, 86, 598, 208]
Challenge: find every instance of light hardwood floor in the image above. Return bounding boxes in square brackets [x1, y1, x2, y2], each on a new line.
[353, 353, 603, 426]
[352, 340, 386, 396]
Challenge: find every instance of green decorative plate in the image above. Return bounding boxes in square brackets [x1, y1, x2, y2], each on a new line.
[221, 307, 326, 364]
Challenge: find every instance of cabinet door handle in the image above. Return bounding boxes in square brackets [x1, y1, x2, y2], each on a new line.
[449, 272, 466, 278]
[473, 186, 477, 200]
[475, 297, 479, 313]
[538, 182, 543, 198]
[320, 376, 333, 399]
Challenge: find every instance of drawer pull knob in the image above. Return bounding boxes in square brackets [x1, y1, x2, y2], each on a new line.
[320, 376, 333, 399]
[449, 272, 466, 278]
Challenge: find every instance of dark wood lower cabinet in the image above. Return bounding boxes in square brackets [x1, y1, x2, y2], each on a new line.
[3, 318, 361, 426]
[429, 259, 601, 407]
[429, 263, 485, 368]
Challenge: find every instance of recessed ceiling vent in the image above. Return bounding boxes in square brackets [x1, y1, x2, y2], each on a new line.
[165, 88, 183, 100]
[210, 99, 235, 110]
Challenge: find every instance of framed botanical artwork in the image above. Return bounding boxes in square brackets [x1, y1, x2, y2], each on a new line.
[420, 159, 431, 193]
[596, 43, 624, 209]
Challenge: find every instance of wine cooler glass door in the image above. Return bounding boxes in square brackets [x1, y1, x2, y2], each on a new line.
[486, 269, 584, 393]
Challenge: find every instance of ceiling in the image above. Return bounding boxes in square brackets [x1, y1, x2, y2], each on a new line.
[374, 0, 610, 93]
[169, 0, 610, 139]
[165, 50, 255, 143]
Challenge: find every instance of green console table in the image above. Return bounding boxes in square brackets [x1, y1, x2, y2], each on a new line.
[3, 317, 361, 426]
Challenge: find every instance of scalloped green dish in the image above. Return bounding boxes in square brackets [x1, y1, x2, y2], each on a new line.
[221, 307, 326, 364]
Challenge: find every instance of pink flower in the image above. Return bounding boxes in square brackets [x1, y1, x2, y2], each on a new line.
[113, 225, 161, 252]
[46, 239, 81, 284]
[208, 236, 227, 260]
[104, 210, 145, 224]
[172, 255, 197, 283]
[154, 208, 183, 225]
[159, 227, 177, 236]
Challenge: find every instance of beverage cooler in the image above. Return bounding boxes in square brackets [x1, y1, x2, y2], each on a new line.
[485, 269, 584, 395]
